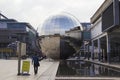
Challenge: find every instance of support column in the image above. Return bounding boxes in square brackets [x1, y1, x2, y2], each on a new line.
[86, 44, 88, 60]
[88, 45, 90, 60]
[17, 41, 21, 75]
[1, 52, 3, 59]
[91, 40, 94, 60]
[98, 39, 101, 61]
[84, 42, 86, 59]
[113, 0, 119, 25]
[106, 35, 111, 63]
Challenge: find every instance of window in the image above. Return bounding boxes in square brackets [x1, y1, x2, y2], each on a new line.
[102, 3, 114, 31]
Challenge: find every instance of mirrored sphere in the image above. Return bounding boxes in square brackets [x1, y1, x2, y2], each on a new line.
[39, 13, 82, 59]
[40, 13, 81, 35]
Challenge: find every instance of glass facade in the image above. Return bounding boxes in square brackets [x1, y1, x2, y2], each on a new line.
[40, 13, 81, 35]
[83, 31, 91, 40]
[7, 23, 26, 30]
[102, 3, 114, 31]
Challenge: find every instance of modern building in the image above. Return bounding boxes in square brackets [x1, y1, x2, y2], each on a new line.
[79, 23, 91, 58]
[0, 13, 39, 58]
[90, 0, 120, 63]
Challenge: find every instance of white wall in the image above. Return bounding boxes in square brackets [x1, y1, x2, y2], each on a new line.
[66, 31, 81, 40]
[91, 18, 102, 39]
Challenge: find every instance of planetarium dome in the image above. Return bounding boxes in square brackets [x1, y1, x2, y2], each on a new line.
[40, 13, 82, 35]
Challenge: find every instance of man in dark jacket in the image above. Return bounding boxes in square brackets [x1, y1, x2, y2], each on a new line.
[32, 54, 40, 75]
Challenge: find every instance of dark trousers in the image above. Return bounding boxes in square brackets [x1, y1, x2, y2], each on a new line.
[34, 65, 38, 74]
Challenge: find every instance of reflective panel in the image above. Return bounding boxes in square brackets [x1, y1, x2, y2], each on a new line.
[40, 13, 81, 35]
[56, 60, 120, 77]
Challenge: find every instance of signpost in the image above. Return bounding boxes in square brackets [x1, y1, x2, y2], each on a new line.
[22, 61, 30, 74]
[17, 41, 28, 75]
[16, 33, 27, 75]
[17, 41, 21, 75]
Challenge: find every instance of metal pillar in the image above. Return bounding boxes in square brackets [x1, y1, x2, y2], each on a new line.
[87, 45, 90, 60]
[17, 42, 21, 75]
[91, 40, 94, 60]
[84, 42, 86, 59]
[98, 39, 101, 61]
[106, 35, 111, 63]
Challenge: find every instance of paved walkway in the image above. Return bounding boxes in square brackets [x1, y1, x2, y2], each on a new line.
[0, 59, 59, 80]
[1, 58, 120, 80]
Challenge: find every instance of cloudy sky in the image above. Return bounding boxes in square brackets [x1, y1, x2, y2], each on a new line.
[0, 0, 105, 30]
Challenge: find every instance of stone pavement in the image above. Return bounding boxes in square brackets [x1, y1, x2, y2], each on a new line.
[0, 59, 59, 80]
[0, 59, 120, 80]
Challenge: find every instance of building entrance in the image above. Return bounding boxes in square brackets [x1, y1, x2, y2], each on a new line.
[109, 27, 120, 63]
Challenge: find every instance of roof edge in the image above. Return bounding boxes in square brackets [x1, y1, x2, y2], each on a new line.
[91, 0, 113, 23]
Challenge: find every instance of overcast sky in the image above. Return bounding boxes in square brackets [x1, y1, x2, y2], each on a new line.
[0, 0, 105, 30]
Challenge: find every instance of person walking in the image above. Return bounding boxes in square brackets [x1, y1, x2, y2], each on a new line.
[32, 54, 40, 75]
